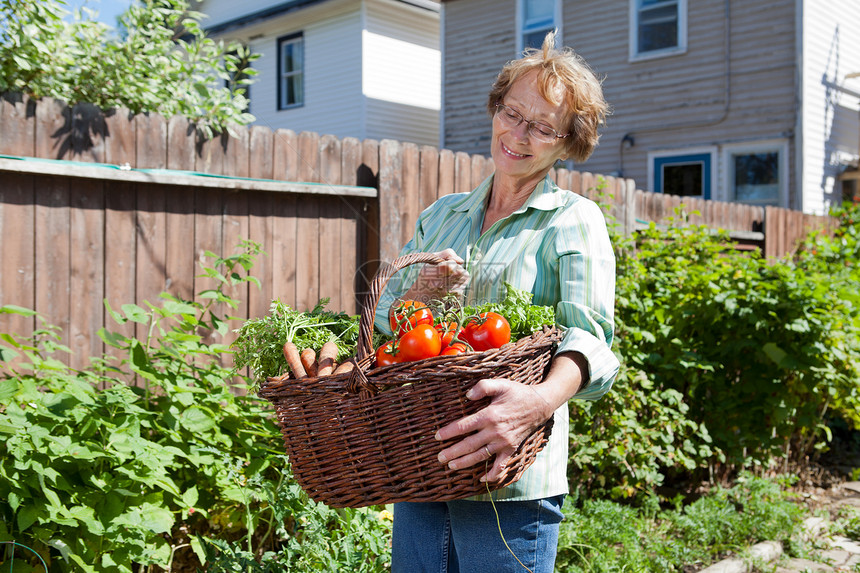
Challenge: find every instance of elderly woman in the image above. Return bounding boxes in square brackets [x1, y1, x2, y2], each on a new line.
[374, 31, 620, 573]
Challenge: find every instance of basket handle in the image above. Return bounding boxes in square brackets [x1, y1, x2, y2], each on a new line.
[354, 252, 446, 362]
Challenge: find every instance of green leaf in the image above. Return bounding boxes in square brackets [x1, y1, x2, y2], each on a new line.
[17, 504, 40, 532]
[179, 406, 216, 433]
[0, 379, 18, 401]
[762, 342, 789, 368]
[122, 303, 149, 323]
[182, 485, 199, 507]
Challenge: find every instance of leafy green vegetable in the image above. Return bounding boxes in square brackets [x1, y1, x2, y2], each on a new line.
[464, 283, 556, 342]
[231, 299, 360, 387]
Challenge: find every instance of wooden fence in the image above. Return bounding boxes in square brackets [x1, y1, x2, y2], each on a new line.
[0, 93, 838, 370]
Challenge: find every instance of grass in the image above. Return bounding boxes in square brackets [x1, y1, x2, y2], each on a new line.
[555, 473, 811, 572]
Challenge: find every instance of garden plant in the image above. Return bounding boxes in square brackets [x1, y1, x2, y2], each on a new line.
[1, 201, 859, 571]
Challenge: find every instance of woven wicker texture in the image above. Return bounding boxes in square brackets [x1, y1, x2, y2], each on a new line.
[258, 252, 561, 508]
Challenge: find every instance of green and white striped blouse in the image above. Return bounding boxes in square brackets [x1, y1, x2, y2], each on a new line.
[375, 173, 620, 501]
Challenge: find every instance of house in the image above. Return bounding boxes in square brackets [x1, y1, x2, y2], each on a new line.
[197, 0, 441, 147]
[440, 0, 860, 215]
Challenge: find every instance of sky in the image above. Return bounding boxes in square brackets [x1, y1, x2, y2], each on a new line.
[62, 0, 133, 28]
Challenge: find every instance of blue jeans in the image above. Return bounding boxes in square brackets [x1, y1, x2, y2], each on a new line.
[391, 495, 565, 573]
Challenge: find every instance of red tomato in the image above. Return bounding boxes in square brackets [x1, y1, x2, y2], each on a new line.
[375, 340, 401, 367]
[397, 324, 442, 362]
[440, 342, 469, 356]
[435, 321, 462, 349]
[462, 312, 511, 351]
[390, 300, 434, 337]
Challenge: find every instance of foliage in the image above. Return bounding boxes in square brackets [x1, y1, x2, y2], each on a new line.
[231, 300, 361, 388]
[463, 282, 556, 342]
[556, 473, 808, 572]
[0, 0, 258, 138]
[0, 242, 390, 572]
[575, 206, 860, 500]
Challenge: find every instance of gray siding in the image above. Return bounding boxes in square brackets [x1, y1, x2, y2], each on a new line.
[442, 0, 516, 155]
[442, 0, 801, 206]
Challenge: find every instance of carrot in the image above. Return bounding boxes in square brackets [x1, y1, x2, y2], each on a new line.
[283, 342, 307, 379]
[333, 360, 355, 375]
[316, 340, 339, 376]
[301, 348, 318, 377]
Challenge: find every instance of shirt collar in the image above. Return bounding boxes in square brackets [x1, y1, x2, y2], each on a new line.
[451, 173, 567, 214]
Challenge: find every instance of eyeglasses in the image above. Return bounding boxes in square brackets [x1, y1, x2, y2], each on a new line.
[494, 102, 570, 143]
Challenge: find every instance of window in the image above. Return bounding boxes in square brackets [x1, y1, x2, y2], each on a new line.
[519, 0, 559, 52]
[650, 150, 715, 199]
[630, 0, 687, 60]
[278, 33, 304, 109]
[723, 142, 788, 207]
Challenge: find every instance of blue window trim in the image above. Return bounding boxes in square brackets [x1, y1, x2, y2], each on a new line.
[653, 152, 711, 199]
[277, 31, 304, 111]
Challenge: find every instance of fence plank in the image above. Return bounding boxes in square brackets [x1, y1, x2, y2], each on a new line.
[470, 154, 487, 190]
[320, 135, 344, 310]
[135, 185, 167, 357]
[379, 139, 403, 264]
[0, 173, 36, 340]
[340, 197, 362, 314]
[273, 129, 299, 182]
[438, 149, 455, 199]
[419, 145, 439, 209]
[454, 151, 471, 195]
[71, 102, 105, 163]
[401, 142, 421, 248]
[103, 180, 137, 368]
[35, 98, 68, 160]
[163, 184, 195, 303]
[298, 131, 320, 183]
[359, 139, 381, 288]
[167, 115, 196, 171]
[35, 176, 72, 362]
[69, 179, 105, 369]
[247, 127, 276, 320]
[0, 93, 35, 157]
[136, 113, 167, 169]
[104, 108, 136, 166]
[293, 133, 322, 310]
[271, 194, 298, 309]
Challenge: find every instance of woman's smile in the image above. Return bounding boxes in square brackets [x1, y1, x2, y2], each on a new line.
[500, 141, 531, 159]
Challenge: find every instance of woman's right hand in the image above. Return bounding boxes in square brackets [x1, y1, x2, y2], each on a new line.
[401, 248, 470, 303]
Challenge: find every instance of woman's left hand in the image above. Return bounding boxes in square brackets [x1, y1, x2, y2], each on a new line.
[434, 378, 556, 483]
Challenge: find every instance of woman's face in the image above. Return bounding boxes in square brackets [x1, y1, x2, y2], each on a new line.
[490, 69, 570, 184]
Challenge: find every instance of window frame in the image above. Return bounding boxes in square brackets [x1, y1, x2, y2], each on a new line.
[629, 0, 687, 62]
[721, 140, 790, 208]
[516, 0, 562, 54]
[648, 147, 717, 200]
[277, 32, 304, 110]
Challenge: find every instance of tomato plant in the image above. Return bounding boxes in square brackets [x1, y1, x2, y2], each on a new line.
[462, 312, 511, 351]
[375, 340, 401, 367]
[435, 321, 462, 349]
[397, 324, 442, 362]
[390, 300, 434, 337]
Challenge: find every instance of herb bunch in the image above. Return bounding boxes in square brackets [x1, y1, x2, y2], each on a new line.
[232, 299, 360, 388]
[464, 283, 556, 342]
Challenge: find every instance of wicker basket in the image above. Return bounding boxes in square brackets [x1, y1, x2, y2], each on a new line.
[258, 252, 562, 508]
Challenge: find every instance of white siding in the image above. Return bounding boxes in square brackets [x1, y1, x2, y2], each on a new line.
[243, 11, 365, 140]
[363, 0, 440, 146]
[801, 0, 860, 214]
[198, 0, 322, 29]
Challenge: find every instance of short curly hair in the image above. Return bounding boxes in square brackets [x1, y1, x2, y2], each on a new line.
[487, 31, 609, 162]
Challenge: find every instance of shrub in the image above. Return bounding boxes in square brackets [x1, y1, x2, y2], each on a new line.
[0, 0, 258, 138]
[0, 242, 390, 572]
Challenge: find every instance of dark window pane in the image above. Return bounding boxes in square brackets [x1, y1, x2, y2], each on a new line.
[639, 4, 678, 52]
[663, 163, 703, 196]
[734, 152, 779, 205]
[524, 28, 553, 50]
